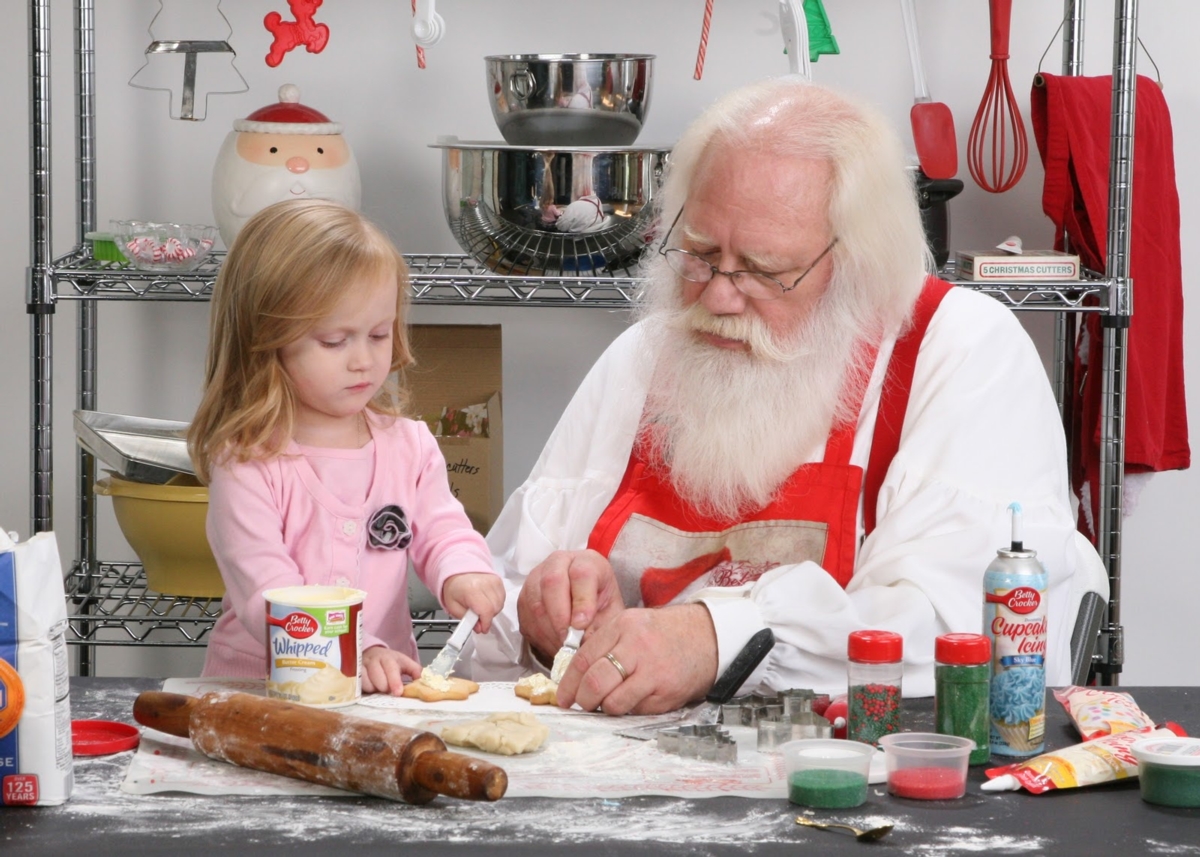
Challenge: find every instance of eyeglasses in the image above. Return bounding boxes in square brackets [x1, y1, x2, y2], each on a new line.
[656, 208, 837, 301]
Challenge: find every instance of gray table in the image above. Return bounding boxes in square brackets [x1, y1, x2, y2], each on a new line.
[1, 679, 1196, 855]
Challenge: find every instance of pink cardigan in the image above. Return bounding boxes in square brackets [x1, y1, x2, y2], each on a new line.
[201, 412, 496, 678]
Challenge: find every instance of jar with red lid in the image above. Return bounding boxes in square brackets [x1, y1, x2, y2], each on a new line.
[935, 633, 992, 765]
[846, 630, 903, 745]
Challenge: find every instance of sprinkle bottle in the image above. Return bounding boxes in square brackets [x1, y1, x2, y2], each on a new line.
[934, 633, 991, 765]
[983, 502, 1049, 757]
[846, 630, 903, 745]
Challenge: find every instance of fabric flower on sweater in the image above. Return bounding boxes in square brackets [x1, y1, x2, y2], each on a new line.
[368, 504, 412, 550]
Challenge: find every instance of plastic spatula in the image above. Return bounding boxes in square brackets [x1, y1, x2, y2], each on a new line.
[900, 0, 957, 179]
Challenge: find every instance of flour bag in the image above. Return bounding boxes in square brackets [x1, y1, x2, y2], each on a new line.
[0, 530, 73, 806]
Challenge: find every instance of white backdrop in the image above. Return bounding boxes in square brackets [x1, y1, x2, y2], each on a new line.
[1, 1, 1194, 683]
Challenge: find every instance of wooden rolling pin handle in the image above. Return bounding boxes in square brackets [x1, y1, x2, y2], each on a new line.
[133, 690, 195, 738]
[408, 749, 508, 803]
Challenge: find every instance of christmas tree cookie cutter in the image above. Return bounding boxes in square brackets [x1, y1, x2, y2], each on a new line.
[128, 1, 248, 121]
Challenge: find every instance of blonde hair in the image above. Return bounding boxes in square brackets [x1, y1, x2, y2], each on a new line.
[645, 77, 931, 339]
[188, 199, 413, 483]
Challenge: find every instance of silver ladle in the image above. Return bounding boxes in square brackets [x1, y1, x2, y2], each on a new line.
[796, 816, 894, 842]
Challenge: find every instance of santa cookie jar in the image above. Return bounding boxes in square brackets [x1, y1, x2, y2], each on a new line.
[211, 83, 361, 248]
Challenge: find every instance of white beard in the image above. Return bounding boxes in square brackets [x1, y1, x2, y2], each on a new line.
[211, 135, 361, 247]
[638, 264, 871, 522]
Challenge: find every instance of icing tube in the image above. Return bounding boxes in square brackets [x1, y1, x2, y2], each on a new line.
[982, 723, 1188, 794]
[1052, 685, 1156, 741]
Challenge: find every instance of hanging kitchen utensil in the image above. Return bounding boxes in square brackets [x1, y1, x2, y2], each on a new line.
[967, 0, 1028, 193]
[779, 0, 812, 79]
[799, 0, 840, 63]
[410, 0, 445, 70]
[127, 0, 247, 121]
[900, 0, 957, 179]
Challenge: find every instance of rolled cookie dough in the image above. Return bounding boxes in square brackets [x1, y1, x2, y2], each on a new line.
[441, 712, 550, 755]
[515, 673, 558, 706]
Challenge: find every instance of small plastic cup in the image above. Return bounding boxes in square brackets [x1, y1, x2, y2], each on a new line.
[1132, 736, 1200, 808]
[781, 738, 876, 809]
[879, 732, 974, 800]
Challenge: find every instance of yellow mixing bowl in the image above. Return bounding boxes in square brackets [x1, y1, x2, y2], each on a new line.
[95, 473, 225, 598]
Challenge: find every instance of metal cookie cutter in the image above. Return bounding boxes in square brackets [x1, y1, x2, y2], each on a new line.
[721, 689, 834, 752]
[655, 724, 738, 764]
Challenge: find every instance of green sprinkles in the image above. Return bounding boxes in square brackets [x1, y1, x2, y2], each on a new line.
[788, 768, 868, 808]
[935, 663, 991, 765]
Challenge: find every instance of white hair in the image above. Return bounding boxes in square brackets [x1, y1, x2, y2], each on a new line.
[631, 79, 934, 520]
[641, 76, 932, 339]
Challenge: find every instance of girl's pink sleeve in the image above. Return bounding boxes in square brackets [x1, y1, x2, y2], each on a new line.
[405, 424, 499, 605]
[207, 460, 308, 647]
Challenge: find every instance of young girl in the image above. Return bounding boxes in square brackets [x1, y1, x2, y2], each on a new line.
[188, 199, 504, 694]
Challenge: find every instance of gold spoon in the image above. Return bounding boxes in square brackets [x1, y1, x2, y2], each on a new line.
[796, 816, 894, 842]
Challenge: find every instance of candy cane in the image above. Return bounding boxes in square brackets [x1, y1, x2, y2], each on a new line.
[412, 0, 426, 69]
[694, 0, 714, 80]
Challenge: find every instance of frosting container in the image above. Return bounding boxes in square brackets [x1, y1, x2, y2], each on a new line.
[983, 502, 1048, 756]
[264, 586, 365, 708]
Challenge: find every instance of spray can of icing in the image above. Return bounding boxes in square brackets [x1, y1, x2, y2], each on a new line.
[983, 502, 1048, 757]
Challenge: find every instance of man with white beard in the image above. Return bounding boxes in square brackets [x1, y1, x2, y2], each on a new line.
[467, 78, 1105, 713]
[211, 84, 361, 249]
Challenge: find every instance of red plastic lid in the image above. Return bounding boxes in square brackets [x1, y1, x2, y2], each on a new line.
[936, 633, 992, 665]
[848, 629, 903, 663]
[72, 720, 141, 756]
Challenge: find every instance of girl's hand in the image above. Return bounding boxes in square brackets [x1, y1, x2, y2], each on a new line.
[441, 572, 506, 633]
[361, 645, 423, 696]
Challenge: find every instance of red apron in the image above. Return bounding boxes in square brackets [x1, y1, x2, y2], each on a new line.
[586, 277, 952, 608]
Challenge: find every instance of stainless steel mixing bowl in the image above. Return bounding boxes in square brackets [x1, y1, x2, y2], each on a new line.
[486, 53, 654, 147]
[433, 139, 670, 278]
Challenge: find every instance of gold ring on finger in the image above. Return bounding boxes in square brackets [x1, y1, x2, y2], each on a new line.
[605, 652, 629, 681]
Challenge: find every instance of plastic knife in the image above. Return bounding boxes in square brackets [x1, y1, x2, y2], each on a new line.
[425, 609, 478, 679]
[550, 626, 584, 684]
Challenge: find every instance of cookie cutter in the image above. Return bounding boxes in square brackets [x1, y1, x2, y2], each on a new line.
[720, 689, 834, 752]
[655, 724, 738, 764]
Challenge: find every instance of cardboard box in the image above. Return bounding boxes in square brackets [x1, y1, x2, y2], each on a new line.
[955, 250, 1081, 281]
[407, 324, 503, 536]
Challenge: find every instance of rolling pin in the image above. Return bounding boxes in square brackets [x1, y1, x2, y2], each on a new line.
[133, 691, 507, 804]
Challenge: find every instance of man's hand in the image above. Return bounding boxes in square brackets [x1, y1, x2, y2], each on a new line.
[516, 549, 624, 662]
[361, 645, 423, 696]
[554, 603, 719, 716]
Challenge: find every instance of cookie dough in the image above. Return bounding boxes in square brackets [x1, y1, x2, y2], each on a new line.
[441, 712, 550, 756]
[515, 673, 558, 706]
[402, 668, 480, 702]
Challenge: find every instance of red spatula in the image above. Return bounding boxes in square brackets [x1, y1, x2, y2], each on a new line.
[900, 0, 957, 179]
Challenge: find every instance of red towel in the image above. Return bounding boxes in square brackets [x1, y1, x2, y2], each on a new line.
[1031, 74, 1189, 541]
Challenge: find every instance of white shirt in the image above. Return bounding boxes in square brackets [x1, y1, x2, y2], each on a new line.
[466, 288, 1107, 697]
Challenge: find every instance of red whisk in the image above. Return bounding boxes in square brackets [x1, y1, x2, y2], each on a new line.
[967, 0, 1028, 193]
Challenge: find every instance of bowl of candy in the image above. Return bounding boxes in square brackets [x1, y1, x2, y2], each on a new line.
[112, 220, 218, 272]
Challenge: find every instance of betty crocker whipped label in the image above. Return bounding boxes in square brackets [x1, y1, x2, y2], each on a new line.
[264, 586, 365, 708]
